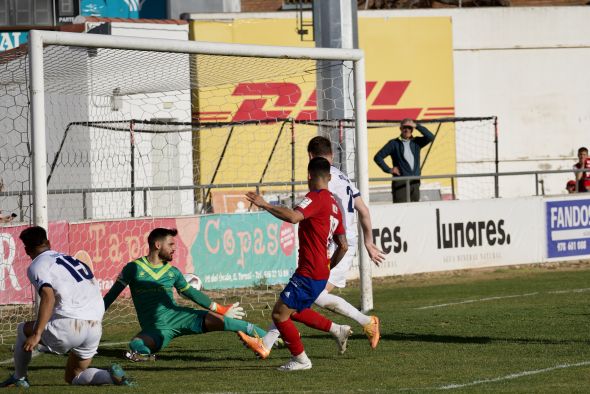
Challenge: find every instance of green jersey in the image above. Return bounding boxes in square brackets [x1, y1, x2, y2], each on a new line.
[117, 257, 195, 330]
[103, 255, 267, 352]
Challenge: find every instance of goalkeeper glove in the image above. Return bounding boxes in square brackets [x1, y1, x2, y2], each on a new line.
[210, 302, 246, 320]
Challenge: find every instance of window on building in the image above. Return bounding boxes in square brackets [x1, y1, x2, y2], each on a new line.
[59, 0, 75, 17]
[34, 0, 53, 25]
[0, 0, 9, 26]
[0, 0, 54, 27]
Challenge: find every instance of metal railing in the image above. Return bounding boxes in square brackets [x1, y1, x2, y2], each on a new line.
[370, 167, 586, 201]
[1, 167, 586, 221]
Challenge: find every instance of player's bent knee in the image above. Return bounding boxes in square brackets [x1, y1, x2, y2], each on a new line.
[19, 321, 35, 337]
[203, 311, 224, 331]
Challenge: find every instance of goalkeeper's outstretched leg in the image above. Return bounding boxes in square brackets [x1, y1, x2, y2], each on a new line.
[123, 310, 267, 362]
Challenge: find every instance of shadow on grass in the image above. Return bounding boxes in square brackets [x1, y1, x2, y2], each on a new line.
[305, 331, 590, 345]
[303, 331, 491, 345]
[96, 347, 260, 363]
[379, 332, 590, 345]
[123, 364, 272, 372]
[382, 332, 492, 344]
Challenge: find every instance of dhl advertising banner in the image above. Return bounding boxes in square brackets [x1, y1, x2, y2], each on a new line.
[366, 197, 545, 278]
[189, 17, 456, 188]
[0, 215, 296, 304]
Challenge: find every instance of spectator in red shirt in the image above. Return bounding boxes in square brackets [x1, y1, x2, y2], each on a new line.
[241, 157, 349, 372]
[573, 147, 590, 192]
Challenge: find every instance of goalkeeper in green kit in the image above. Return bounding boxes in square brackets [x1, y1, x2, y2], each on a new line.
[103, 228, 267, 361]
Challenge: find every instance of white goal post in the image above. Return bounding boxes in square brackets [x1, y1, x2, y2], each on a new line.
[26, 30, 374, 312]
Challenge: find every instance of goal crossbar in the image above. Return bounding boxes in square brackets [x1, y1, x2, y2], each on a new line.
[31, 30, 364, 60]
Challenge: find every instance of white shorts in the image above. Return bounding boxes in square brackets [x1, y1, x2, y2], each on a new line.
[328, 244, 357, 288]
[41, 316, 102, 360]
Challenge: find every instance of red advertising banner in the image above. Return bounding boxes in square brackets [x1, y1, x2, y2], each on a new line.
[0, 218, 194, 305]
[0, 221, 69, 304]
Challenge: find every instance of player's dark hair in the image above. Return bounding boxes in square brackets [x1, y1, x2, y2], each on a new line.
[148, 228, 178, 249]
[579, 147, 588, 154]
[307, 136, 333, 157]
[308, 157, 331, 179]
[19, 226, 48, 249]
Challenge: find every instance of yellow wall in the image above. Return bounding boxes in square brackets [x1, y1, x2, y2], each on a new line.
[190, 16, 455, 190]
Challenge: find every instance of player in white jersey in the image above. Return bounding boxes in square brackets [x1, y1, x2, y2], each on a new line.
[308, 136, 385, 349]
[0, 226, 133, 388]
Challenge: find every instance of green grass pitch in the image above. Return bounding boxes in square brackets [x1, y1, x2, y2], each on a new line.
[1, 262, 590, 392]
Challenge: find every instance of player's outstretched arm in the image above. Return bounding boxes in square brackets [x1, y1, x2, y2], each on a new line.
[179, 286, 245, 320]
[104, 263, 136, 310]
[103, 280, 127, 311]
[24, 286, 55, 351]
[354, 196, 385, 266]
[330, 234, 349, 270]
[211, 302, 245, 319]
[245, 191, 304, 224]
[178, 285, 213, 309]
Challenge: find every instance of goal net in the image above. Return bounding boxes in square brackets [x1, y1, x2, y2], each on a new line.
[366, 117, 498, 201]
[0, 32, 370, 342]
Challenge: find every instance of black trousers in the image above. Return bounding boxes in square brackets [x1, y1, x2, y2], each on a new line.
[392, 181, 420, 203]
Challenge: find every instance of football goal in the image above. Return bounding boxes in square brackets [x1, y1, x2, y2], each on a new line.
[0, 30, 371, 341]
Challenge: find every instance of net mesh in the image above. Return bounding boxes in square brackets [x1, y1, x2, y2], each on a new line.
[366, 117, 497, 201]
[0, 43, 358, 342]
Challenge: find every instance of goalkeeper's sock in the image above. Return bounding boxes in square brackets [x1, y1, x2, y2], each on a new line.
[129, 338, 151, 355]
[223, 317, 267, 337]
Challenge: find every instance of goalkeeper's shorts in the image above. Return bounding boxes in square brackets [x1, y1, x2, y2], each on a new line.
[139, 309, 208, 351]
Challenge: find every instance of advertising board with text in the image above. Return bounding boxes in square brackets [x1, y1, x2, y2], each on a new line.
[191, 212, 297, 289]
[0, 214, 296, 305]
[366, 197, 544, 278]
[545, 197, 590, 260]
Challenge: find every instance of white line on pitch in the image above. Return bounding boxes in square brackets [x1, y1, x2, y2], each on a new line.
[416, 287, 590, 310]
[0, 351, 41, 366]
[416, 292, 538, 309]
[199, 360, 590, 392]
[435, 360, 590, 390]
[99, 341, 129, 347]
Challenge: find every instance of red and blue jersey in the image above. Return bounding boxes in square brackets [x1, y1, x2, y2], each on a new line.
[294, 189, 344, 280]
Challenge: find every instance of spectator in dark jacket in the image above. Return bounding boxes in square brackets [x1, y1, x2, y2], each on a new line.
[373, 118, 434, 203]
